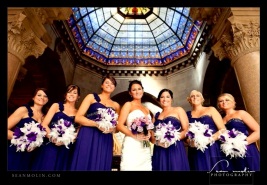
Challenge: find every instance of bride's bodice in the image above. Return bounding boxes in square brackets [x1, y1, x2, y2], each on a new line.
[126, 109, 152, 128]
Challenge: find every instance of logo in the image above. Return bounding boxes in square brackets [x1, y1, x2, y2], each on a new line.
[208, 159, 254, 185]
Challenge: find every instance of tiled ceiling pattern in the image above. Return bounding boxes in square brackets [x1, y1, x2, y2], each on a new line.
[67, 7, 203, 66]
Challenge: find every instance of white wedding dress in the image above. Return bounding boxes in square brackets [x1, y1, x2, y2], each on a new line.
[120, 110, 152, 171]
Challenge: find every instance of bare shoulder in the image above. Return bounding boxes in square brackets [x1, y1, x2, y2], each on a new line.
[83, 93, 95, 102]
[10, 106, 28, 118]
[112, 100, 120, 110]
[207, 106, 217, 111]
[236, 109, 248, 116]
[15, 106, 28, 114]
[51, 102, 60, 108]
[175, 106, 185, 112]
[122, 101, 132, 109]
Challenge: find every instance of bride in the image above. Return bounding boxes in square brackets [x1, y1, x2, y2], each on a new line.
[117, 80, 153, 171]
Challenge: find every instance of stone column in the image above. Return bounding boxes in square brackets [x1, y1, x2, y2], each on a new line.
[211, 8, 260, 123]
[7, 8, 73, 100]
[8, 11, 47, 99]
[211, 8, 260, 147]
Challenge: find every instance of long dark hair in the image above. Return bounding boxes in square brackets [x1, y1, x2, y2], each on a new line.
[27, 87, 49, 115]
[157, 88, 173, 101]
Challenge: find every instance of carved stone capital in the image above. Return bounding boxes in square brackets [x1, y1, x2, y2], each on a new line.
[211, 40, 228, 61]
[212, 17, 260, 62]
[8, 8, 72, 63]
[8, 12, 47, 63]
[227, 17, 260, 63]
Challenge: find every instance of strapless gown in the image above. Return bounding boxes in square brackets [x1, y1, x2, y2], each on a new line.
[152, 113, 190, 171]
[186, 111, 230, 171]
[224, 118, 260, 171]
[120, 110, 152, 171]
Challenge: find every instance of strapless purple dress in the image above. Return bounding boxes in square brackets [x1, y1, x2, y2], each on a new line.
[152, 112, 190, 171]
[224, 118, 260, 171]
[186, 111, 230, 171]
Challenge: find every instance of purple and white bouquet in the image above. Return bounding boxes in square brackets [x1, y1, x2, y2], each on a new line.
[130, 116, 154, 147]
[218, 128, 248, 158]
[154, 121, 181, 147]
[49, 118, 77, 149]
[10, 121, 46, 152]
[95, 107, 118, 133]
[186, 120, 215, 152]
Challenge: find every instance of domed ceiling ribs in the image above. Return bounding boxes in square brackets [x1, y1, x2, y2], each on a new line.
[54, 7, 211, 76]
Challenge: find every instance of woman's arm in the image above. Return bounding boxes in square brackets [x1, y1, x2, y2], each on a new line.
[210, 106, 226, 141]
[177, 107, 189, 140]
[41, 103, 59, 138]
[239, 110, 260, 145]
[7, 106, 27, 140]
[116, 102, 134, 137]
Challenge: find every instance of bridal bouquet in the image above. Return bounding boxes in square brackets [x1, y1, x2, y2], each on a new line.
[218, 128, 248, 158]
[49, 118, 77, 149]
[10, 121, 46, 152]
[130, 116, 154, 147]
[154, 121, 181, 147]
[95, 107, 118, 133]
[186, 120, 214, 152]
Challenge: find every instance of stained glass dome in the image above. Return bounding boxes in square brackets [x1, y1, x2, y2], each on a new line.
[68, 7, 203, 66]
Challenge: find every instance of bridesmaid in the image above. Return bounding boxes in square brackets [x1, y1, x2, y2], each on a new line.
[8, 88, 49, 170]
[151, 89, 190, 171]
[70, 74, 120, 171]
[185, 90, 228, 171]
[31, 84, 81, 170]
[217, 93, 260, 171]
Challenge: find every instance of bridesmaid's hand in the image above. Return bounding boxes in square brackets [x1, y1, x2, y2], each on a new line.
[55, 141, 64, 146]
[156, 141, 170, 148]
[27, 146, 36, 152]
[99, 126, 115, 134]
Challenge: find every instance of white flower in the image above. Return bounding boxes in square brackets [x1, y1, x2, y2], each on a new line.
[95, 108, 118, 132]
[10, 121, 46, 152]
[186, 120, 214, 152]
[154, 121, 181, 147]
[219, 128, 248, 158]
[49, 118, 77, 149]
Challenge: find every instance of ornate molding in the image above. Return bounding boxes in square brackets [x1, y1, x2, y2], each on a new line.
[31, 8, 72, 24]
[212, 18, 260, 63]
[8, 13, 47, 63]
[8, 8, 72, 63]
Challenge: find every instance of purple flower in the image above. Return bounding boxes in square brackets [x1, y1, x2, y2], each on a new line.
[130, 116, 154, 147]
[164, 131, 175, 141]
[228, 129, 238, 138]
[64, 120, 72, 127]
[13, 127, 24, 139]
[26, 132, 38, 142]
[10, 121, 46, 152]
[219, 135, 226, 142]
[186, 131, 195, 139]
[204, 129, 211, 137]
